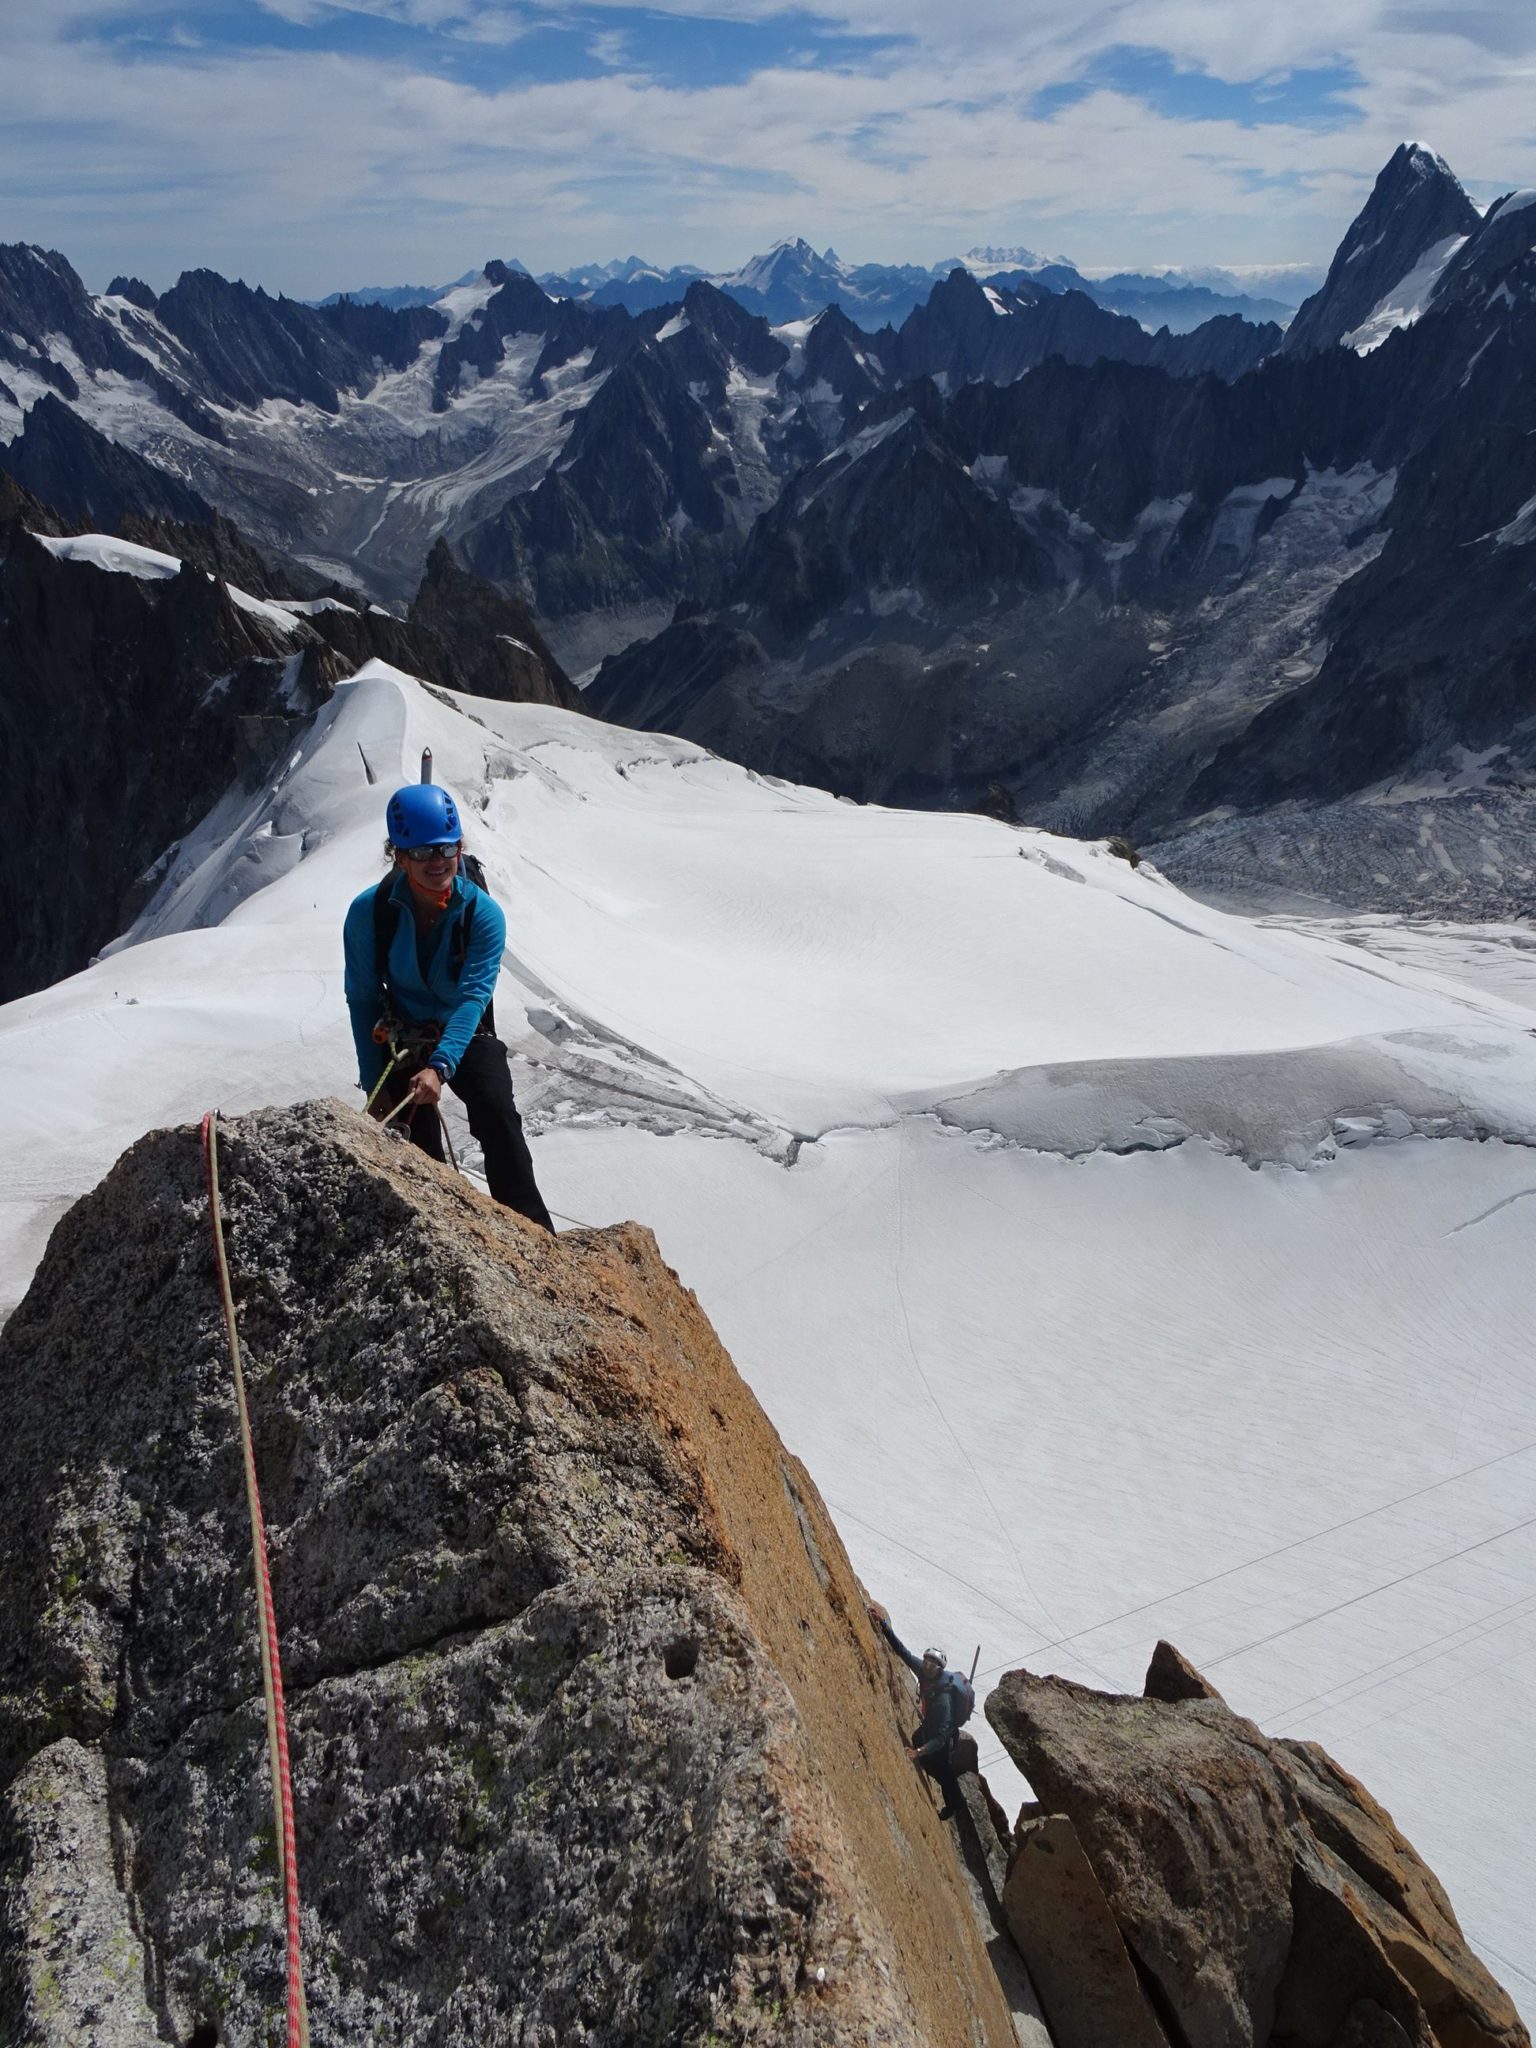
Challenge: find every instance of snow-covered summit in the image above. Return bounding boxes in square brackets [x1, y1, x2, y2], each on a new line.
[1401, 140, 1458, 179]
[957, 244, 1072, 273]
[719, 236, 831, 293]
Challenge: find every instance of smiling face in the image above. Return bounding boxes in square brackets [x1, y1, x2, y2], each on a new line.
[395, 839, 461, 897]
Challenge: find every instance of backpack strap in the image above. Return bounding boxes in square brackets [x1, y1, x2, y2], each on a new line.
[375, 860, 497, 1039]
[371, 875, 399, 999]
[448, 894, 477, 983]
[451, 856, 494, 1033]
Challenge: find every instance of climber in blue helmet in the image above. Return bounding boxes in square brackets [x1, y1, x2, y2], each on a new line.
[342, 780, 553, 1232]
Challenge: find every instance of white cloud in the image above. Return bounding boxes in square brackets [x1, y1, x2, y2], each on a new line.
[1, 1, 1534, 292]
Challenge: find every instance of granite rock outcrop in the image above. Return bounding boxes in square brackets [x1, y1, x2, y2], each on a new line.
[986, 1647, 1527, 2048]
[0, 1100, 1015, 2047]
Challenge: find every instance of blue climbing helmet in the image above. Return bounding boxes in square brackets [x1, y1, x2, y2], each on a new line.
[386, 783, 461, 849]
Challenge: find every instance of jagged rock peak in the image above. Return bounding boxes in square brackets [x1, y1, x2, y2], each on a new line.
[106, 274, 158, 311]
[988, 1658, 1529, 2048]
[1141, 1638, 1224, 1704]
[1283, 140, 1482, 355]
[0, 1100, 1014, 2046]
[407, 535, 583, 709]
[484, 257, 552, 306]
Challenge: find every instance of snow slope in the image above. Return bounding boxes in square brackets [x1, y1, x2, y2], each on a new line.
[3, 662, 1534, 2014]
[1342, 231, 1469, 352]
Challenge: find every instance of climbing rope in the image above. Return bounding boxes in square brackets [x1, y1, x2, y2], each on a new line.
[362, 1046, 403, 1116]
[201, 1112, 310, 2048]
[367, 1019, 462, 1169]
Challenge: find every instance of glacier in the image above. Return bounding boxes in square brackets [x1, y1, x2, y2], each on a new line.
[2, 656, 1534, 2020]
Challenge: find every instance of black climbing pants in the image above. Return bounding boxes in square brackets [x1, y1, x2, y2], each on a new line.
[379, 1033, 554, 1232]
[913, 1733, 962, 1815]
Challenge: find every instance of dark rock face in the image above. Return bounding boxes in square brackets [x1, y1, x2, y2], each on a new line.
[1142, 1637, 1222, 1704]
[153, 267, 446, 413]
[1, 229, 1276, 643]
[1152, 310, 1285, 379]
[587, 343, 1379, 805]
[1433, 189, 1536, 315]
[106, 273, 158, 311]
[0, 1101, 1016, 2047]
[734, 404, 1049, 639]
[589, 615, 768, 738]
[314, 291, 448, 373]
[116, 508, 330, 600]
[1283, 144, 1482, 356]
[3, 151, 1529, 888]
[893, 269, 1277, 388]
[0, 491, 588, 998]
[801, 304, 893, 420]
[427, 260, 644, 415]
[2, 233, 1277, 637]
[405, 536, 583, 709]
[1192, 304, 1536, 813]
[465, 343, 742, 616]
[0, 243, 215, 435]
[0, 241, 449, 443]
[588, 222, 1536, 858]
[0, 465, 68, 538]
[3, 394, 217, 531]
[0, 516, 342, 1001]
[942, 348, 1382, 537]
[986, 1654, 1528, 2048]
[431, 264, 564, 409]
[426, 276, 799, 618]
[648, 278, 791, 405]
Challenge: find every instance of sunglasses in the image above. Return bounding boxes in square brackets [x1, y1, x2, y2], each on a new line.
[402, 842, 461, 863]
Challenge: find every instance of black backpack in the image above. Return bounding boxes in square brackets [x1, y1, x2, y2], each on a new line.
[372, 851, 496, 1035]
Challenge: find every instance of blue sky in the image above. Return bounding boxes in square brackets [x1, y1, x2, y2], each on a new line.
[2, 0, 1533, 295]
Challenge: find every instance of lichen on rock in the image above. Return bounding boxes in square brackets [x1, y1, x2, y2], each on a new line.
[0, 1099, 1013, 2046]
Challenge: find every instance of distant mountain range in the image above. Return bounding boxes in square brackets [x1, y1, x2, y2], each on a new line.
[0, 239, 1278, 638]
[5, 142, 1535, 925]
[311, 241, 1311, 335]
[587, 143, 1536, 912]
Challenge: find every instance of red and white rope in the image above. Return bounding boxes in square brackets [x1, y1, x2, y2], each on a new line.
[201, 1111, 310, 2048]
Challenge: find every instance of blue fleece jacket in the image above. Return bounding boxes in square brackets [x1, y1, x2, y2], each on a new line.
[343, 867, 505, 1089]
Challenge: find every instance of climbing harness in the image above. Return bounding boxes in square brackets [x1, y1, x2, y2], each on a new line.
[365, 1015, 460, 1165]
[201, 1112, 309, 2048]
